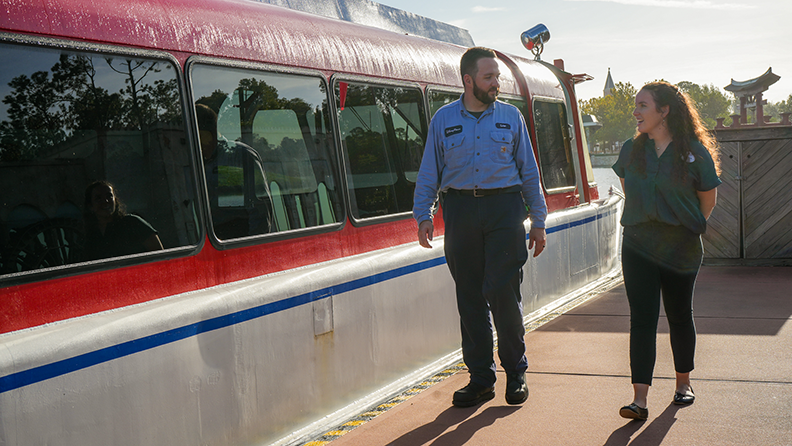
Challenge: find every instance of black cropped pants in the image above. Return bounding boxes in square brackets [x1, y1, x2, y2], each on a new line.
[622, 238, 700, 386]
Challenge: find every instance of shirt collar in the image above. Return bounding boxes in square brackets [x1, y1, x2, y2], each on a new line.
[458, 95, 497, 119]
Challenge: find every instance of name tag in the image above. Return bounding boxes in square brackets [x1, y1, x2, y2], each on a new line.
[445, 125, 463, 137]
[496, 123, 511, 129]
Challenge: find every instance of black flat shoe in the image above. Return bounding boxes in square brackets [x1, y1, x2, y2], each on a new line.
[452, 381, 495, 407]
[619, 403, 648, 420]
[505, 373, 528, 405]
[674, 387, 695, 405]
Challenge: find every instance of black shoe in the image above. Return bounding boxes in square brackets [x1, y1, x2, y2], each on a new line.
[619, 403, 648, 421]
[505, 373, 528, 405]
[674, 386, 695, 405]
[452, 381, 495, 407]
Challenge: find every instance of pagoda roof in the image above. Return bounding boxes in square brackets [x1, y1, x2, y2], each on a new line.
[725, 67, 780, 95]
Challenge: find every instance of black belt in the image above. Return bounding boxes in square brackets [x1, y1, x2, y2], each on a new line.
[445, 185, 521, 197]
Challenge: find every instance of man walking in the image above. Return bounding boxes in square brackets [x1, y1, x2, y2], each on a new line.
[413, 47, 547, 407]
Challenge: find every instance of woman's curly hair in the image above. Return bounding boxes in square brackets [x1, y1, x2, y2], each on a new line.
[630, 81, 721, 178]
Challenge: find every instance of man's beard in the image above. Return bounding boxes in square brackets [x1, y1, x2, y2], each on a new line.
[473, 80, 498, 104]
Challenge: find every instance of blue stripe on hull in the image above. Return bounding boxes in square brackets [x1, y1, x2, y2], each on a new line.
[1, 210, 614, 393]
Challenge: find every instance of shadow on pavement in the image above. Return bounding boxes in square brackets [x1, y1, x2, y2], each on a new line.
[383, 405, 521, 446]
[603, 403, 685, 446]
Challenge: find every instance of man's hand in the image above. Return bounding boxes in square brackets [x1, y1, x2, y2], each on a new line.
[528, 227, 546, 257]
[417, 220, 434, 249]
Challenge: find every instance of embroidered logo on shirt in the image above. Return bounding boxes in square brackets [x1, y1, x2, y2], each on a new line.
[496, 123, 511, 129]
[444, 125, 463, 137]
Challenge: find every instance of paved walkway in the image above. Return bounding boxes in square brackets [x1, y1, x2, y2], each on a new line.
[320, 266, 792, 446]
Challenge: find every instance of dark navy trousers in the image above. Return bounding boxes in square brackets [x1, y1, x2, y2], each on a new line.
[443, 191, 529, 387]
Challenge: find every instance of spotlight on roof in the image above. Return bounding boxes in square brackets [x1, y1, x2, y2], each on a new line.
[521, 24, 550, 60]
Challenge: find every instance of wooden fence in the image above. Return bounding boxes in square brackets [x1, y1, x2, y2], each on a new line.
[704, 125, 792, 264]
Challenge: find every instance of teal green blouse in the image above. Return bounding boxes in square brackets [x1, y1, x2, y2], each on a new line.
[612, 138, 721, 234]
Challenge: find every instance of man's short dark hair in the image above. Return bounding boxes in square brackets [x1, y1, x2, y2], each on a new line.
[460, 47, 497, 80]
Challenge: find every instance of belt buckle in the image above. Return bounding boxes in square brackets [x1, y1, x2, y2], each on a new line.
[473, 188, 484, 198]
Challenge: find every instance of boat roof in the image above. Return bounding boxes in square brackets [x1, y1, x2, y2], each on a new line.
[0, 0, 564, 100]
[254, 0, 475, 47]
[1, 0, 462, 87]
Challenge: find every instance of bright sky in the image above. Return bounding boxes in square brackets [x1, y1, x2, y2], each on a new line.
[380, 0, 792, 104]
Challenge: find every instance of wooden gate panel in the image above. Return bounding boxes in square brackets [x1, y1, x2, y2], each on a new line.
[703, 141, 740, 258]
[743, 138, 792, 258]
[751, 209, 792, 258]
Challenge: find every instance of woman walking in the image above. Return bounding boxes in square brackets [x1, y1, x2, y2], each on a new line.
[613, 81, 721, 420]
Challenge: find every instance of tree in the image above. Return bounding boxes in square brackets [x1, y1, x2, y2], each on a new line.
[1, 53, 182, 161]
[580, 81, 637, 151]
[677, 81, 731, 128]
[777, 94, 792, 114]
[763, 94, 792, 122]
[196, 90, 229, 113]
[579, 81, 737, 150]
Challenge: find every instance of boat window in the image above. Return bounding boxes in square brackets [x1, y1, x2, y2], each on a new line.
[499, 97, 529, 116]
[428, 90, 461, 118]
[0, 40, 200, 281]
[577, 110, 597, 187]
[190, 64, 342, 240]
[335, 82, 427, 221]
[533, 99, 577, 192]
[499, 97, 533, 132]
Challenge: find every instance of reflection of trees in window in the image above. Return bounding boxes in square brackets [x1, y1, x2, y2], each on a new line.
[194, 70, 340, 230]
[346, 127, 389, 174]
[336, 82, 427, 218]
[238, 80, 316, 159]
[236, 78, 281, 147]
[198, 78, 315, 152]
[0, 52, 180, 162]
[0, 46, 195, 275]
[534, 101, 575, 190]
[106, 58, 181, 129]
[195, 90, 228, 115]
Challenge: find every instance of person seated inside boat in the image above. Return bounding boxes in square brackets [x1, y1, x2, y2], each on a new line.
[82, 180, 163, 262]
[195, 103, 272, 239]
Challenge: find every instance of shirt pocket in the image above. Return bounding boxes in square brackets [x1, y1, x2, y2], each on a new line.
[443, 134, 467, 170]
[489, 131, 514, 164]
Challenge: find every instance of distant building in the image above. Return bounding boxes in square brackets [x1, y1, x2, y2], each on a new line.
[582, 114, 601, 153]
[603, 68, 615, 97]
[724, 67, 780, 125]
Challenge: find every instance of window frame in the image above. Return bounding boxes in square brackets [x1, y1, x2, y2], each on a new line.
[331, 74, 428, 227]
[186, 56, 346, 250]
[531, 96, 577, 195]
[0, 32, 203, 287]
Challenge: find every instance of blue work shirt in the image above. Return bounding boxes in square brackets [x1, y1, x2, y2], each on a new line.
[613, 138, 721, 234]
[412, 98, 547, 228]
